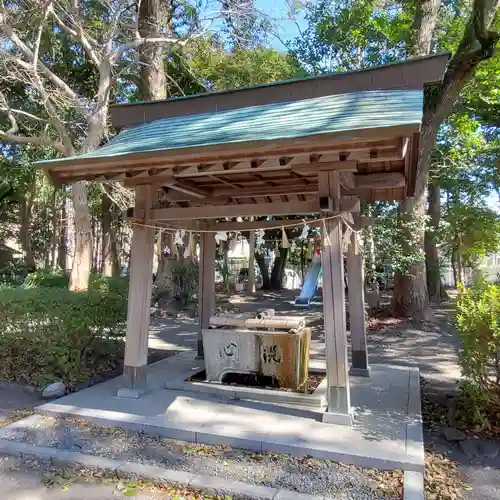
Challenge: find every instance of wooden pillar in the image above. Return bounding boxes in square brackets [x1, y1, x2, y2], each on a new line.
[319, 171, 352, 425]
[198, 230, 216, 357]
[347, 229, 370, 377]
[248, 230, 256, 293]
[118, 185, 155, 398]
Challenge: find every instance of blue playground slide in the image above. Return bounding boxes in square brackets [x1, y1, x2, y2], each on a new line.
[295, 256, 322, 307]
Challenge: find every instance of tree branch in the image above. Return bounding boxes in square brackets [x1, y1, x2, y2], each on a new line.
[0, 129, 66, 153]
[0, 104, 51, 126]
[51, 5, 101, 66]
[110, 34, 202, 63]
[431, 0, 500, 126]
[0, 3, 81, 104]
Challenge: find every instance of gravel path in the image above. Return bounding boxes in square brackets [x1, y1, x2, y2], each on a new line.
[2, 415, 400, 499]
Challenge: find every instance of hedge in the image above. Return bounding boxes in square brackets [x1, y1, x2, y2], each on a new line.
[456, 280, 500, 425]
[0, 280, 128, 389]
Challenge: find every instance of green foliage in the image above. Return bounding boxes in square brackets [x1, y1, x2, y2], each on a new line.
[0, 259, 27, 285]
[23, 268, 70, 289]
[456, 280, 500, 425]
[189, 41, 304, 90]
[289, 0, 413, 73]
[170, 259, 199, 309]
[442, 204, 500, 268]
[0, 285, 127, 388]
[369, 202, 427, 273]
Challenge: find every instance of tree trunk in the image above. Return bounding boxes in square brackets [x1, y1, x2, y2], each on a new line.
[223, 241, 230, 293]
[255, 251, 270, 289]
[394, 0, 499, 315]
[411, 0, 442, 56]
[51, 188, 58, 268]
[425, 177, 447, 301]
[392, 0, 442, 317]
[101, 192, 120, 277]
[153, 231, 177, 301]
[137, 0, 173, 296]
[457, 251, 464, 285]
[363, 204, 377, 286]
[19, 187, 36, 272]
[392, 136, 431, 319]
[270, 248, 288, 290]
[91, 217, 97, 272]
[57, 193, 67, 270]
[300, 241, 305, 282]
[69, 181, 92, 291]
[451, 247, 459, 288]
[138, 0, 170, 101]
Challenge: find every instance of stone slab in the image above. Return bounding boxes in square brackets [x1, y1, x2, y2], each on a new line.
[403, 471, 424, 500]
[275, 490, 325, 500]
[188, 474, 278, 499]
[459, 439, 500, 460]
[406, 368, 425, 467]
[0, 439, 120, 472]
[117, 462, 194, 484]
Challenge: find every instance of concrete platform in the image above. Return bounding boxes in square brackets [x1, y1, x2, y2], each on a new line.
[35, 352, 424, 472]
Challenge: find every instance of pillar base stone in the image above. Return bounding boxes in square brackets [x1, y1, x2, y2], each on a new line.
[116, 387, 148, 399]
[322, 410, 353, 426]
[349, 366, 371, 378]
[118, 365, 148, 399]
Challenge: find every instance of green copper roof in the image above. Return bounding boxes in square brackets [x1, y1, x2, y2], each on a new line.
[45, 90, 423, 164]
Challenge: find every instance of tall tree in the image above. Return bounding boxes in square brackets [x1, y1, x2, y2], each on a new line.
[0, 0, 221, 290]
[393, 0, 500, 317]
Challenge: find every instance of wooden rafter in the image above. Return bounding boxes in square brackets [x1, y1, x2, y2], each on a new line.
[50, 128, 414, 180]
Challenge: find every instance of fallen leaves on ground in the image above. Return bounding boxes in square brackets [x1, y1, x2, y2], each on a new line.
[425, 452, 467, 500]
[420, 377, 468, 499]
[0, 408, 34, 427]
[364, 467, 403, 499]
[41, 462, 232, 499]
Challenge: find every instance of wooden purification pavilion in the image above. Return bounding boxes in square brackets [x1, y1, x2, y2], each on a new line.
[41, 54, 448, 425]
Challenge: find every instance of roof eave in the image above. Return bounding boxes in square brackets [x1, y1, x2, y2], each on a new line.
[42, 123, 420, 185]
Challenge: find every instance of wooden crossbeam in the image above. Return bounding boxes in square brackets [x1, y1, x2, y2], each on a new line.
[160, 173, 405, 205]
[211, 184, 318, 198]
[131, 196, 360, 222]
[355, 172, 405, 189]
[208, 172, 404, 198]
[164, 180, 212, 199]
[138, 200, 321, 220]
[124, 171, 212, 198]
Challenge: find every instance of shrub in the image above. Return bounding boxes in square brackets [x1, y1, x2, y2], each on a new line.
[456, 280, 500, 425]
[0, 285, 127, 389]
[23, 268, 70, 288]
[0, 259, 28, 285]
